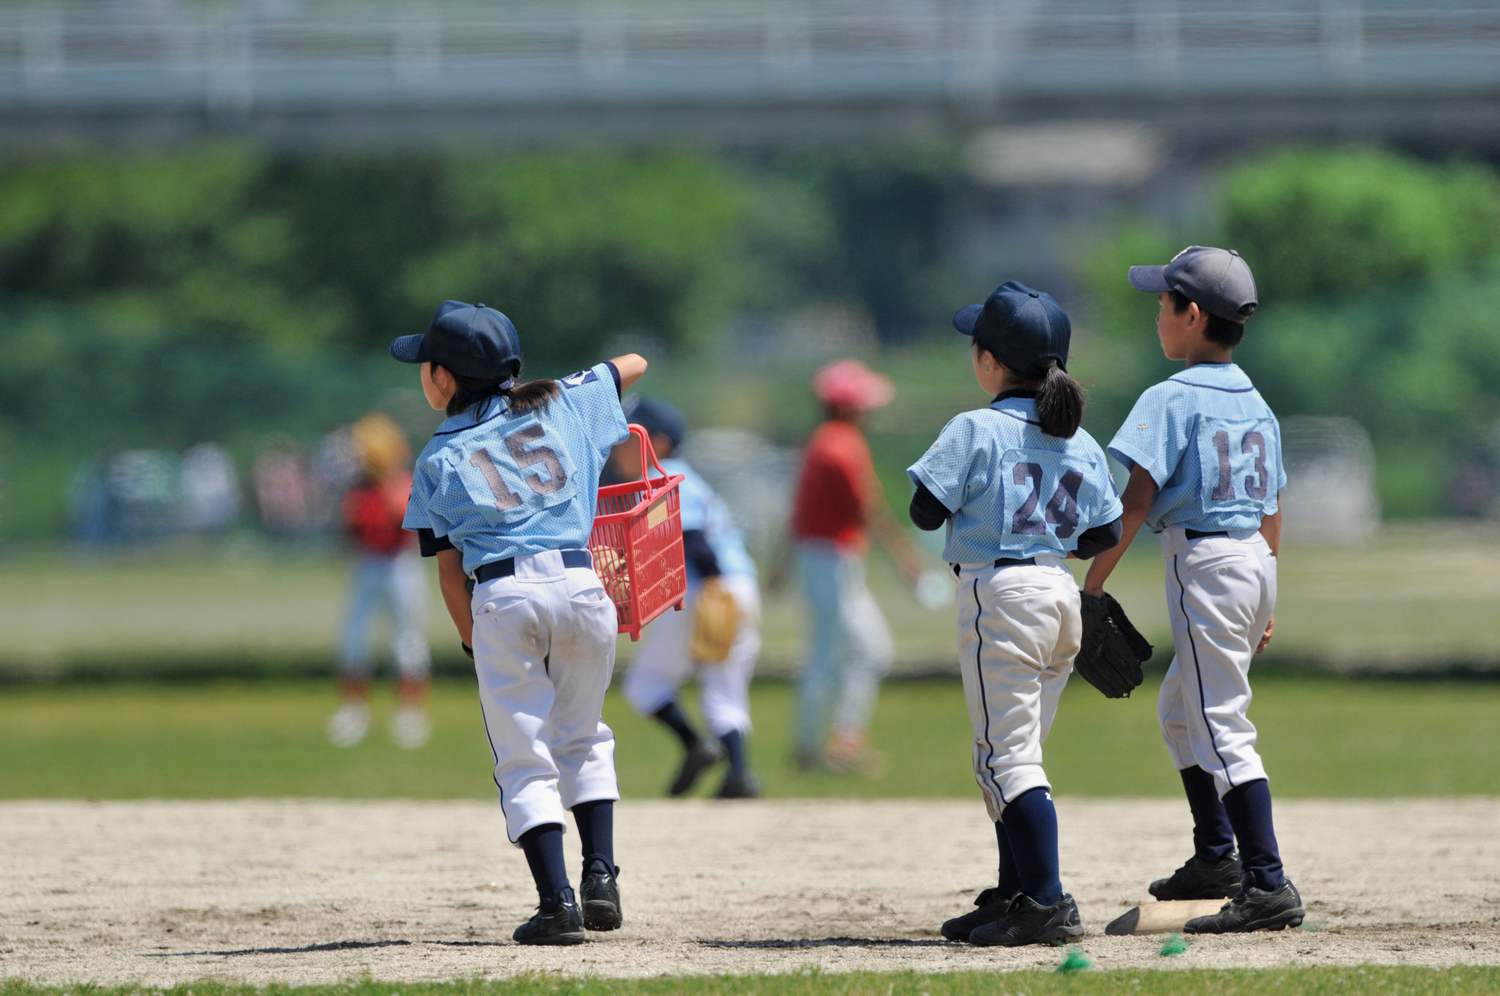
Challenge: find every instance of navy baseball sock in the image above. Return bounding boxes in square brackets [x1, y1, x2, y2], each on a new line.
[1001, 787, 1063, 906]
[718, 729, 748, 779]
[1179, 766, 1236, 862]
[517, 823, 570, 902]
[1223, 778, 1285, 892]
[651, 700, 701, 750]
[571, 799, 614, 874]
[993, 821, 1021, 897]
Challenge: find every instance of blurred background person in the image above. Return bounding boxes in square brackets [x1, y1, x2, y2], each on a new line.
[327, 413, 432, 749]
[615, 397, 764, 800]
[789, 359, 928, 774]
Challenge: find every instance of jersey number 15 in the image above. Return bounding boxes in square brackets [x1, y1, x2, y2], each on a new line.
[468, 424, 569, 511]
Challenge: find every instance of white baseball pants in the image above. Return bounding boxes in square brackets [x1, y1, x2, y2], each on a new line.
[622, 573, 760, 736]
[469, 550, 620, 843]
[955, 559, 1080, 821]
[1157, 528, 1277, 798]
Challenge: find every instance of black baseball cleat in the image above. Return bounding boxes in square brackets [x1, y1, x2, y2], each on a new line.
[940, 886, 1018, 942]
[1185, 879, 1305, 934]
[668, 739, 724, 797]
[579, 860, 622, 931]
[1148, 852, 1244, 901]
[715, 771, 761, 799]
[968, 892, 1085, 947]
[512, 887, 586, 945]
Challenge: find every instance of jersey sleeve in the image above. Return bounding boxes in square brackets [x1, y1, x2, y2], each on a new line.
[1271, 417, 1288, 494]
[401, 460, 436, 532]
[1086, 455, 1125, 530]
[1108, 384, 1191, 489]
[907, 414, 987, 513]
[558, 361, 630, 458]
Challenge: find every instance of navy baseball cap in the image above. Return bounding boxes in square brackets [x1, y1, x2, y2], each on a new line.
[624, 396, 685, 449]
[953, 280, 1071, 379]
[389, 300, 522, 379]
[1128, 246, 1258, 323]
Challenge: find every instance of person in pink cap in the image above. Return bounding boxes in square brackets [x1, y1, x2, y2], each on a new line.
[789, 359, 927, 772]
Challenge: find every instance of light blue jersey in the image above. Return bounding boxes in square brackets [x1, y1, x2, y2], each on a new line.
[662, 456, 756, 581]
[907, 395, 1123, 564]
[1108, 363, 1286, 534]
[403, 362, 628, 574]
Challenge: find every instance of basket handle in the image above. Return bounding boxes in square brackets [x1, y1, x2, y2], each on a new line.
[628, 423, 671, 498]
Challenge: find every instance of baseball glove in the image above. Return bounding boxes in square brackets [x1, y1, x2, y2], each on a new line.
[1076, 591, 1152, 698]
[690, 578, 741, 664]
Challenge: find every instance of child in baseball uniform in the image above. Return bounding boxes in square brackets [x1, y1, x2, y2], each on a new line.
[908, 281, 1123, 947]
[614, 397, 762, 799]
[392, 299, 648, 945]
[1083, 246, 1304, 933]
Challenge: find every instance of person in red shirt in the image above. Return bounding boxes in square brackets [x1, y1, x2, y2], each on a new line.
[328, 414, 434, 749]
[790, 360, 926, 772]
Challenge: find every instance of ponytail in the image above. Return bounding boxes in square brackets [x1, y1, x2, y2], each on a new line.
[1034, 362, 1085, 439]
[443, 361, 561, 418]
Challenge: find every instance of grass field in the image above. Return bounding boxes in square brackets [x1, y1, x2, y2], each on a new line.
[3, 673, 1496, 800]
[4, 523, 1500, 682]
[4, 967, 1500, 995]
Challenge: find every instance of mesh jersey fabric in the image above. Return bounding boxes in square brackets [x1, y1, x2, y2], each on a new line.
[402, 362, 628, 574]
[1107, 363, 1287, 533]
[907, 396, 1122, 564]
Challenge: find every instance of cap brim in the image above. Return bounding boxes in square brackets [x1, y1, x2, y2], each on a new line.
[1127, 265, 1172, 293]
[389, 332, 427, 363]
[952, 304, 982, 335]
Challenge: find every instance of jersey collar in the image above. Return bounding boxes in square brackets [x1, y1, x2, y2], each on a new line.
[993, 388, 1039, 403]
[433, 394, 508, 436]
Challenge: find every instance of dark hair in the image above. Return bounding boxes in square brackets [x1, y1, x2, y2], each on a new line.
[441, 362, 560, 418]
[1034, 362, 1085, 438]
[1168, 290, 1247, 348]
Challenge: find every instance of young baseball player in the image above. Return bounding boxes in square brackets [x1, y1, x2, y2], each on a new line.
[1083, 246, 1304, 933]
[392, 299, 648, 945]
[328, 413, 433, 750]
[613, 397, 762, 799]
[908, 281, 1123, 947]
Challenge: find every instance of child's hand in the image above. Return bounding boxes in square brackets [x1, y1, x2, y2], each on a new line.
[1256, 616, 1275, 654]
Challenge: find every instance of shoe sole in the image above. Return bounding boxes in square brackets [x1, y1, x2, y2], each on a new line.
[583, 900, 622, 931]
[1186, 907, 1305, 934]
[515, 930, 586, 946]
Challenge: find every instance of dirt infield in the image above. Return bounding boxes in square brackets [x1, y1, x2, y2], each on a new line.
[4, 798, 1498, 985]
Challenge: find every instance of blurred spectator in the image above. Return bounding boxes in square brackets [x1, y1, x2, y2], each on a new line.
[106, 450, 180, 541]
[253, 438, 314, 536]
[179, 443, 241, 534]
[327, 413, 432, 750]
[788, 359, 926, 774]
[66, 459, 111, 544]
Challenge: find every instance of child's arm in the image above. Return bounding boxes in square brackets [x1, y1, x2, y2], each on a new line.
[436, 548, 474, 649]
[1082, 464, 1158, 595]
[610, 353, 648, 392]
[1259, 499, 1282, 557]
[1255, 495, 1283, 653]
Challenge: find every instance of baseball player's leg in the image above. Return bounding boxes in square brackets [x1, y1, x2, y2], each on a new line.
[1157, 655, 1237, 864]
[793, 542, 846, 764]
[329, 554, 382, 747]
[545, 568, 622, 816]
[469, 580, 568, 844]
[388, 550, 433, 748]
[827, 552, 893, 768]
[623, 592, 722, 795]
[1166, 542, 1269, 794]
[543, 565, 625, 932]
[699, 575, 761, 797]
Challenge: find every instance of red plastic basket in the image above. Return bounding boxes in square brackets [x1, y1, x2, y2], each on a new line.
[589, 424, 686, 640]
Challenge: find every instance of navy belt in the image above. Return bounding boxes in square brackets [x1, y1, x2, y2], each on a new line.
[473, 549, 592, 583]
[1185, 529, 1229, 540]
[953, 556, 1036, 576]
